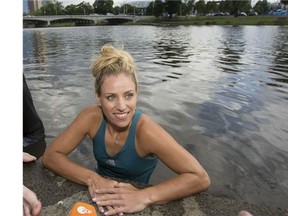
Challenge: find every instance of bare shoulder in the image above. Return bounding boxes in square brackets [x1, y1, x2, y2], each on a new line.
[73, 105, 103, 137]
[79, 104, 102, 120]
[137, 113, 171, 137]
[137, 113, 161, 134]
[136, 113, 176, 155]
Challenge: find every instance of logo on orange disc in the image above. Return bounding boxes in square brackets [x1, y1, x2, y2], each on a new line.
[69, 202, 97, 216]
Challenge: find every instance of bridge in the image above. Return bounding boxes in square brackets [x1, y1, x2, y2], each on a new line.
[23, 15, 138, 27]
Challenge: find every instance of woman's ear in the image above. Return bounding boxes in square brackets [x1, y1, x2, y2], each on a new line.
[96, 94, 101, 105]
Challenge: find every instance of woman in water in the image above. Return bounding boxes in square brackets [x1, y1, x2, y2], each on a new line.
[43, 45, 210, 216]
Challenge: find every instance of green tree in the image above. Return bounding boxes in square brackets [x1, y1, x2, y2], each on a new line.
[93, 0, 114, 15]
[217, 0, 251, 15]
[218, 0, 232, 13]
[195, 0, 205, 14]
[181, 0, 194, 15]
[206, 1, 218, 14]
[76, 1, 93, 15]
[154, 0, 164, 17]
[165, 0, 181, 18]
[146, 2, 154, 15]
[113, 6, 121, 15]
[32, 8, 43, 16]
[65, 4, 78, 15]
[126, 4, 134, 14]
[40, 1, 64, 15]
[120, 4, 135, 14]
[218, 0, 233, 13]
[231, 0, 251, 16]
[253, 0, 269, 15]
[55, 1, 65, 15]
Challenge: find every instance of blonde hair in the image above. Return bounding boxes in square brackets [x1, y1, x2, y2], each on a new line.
[90, 45, 138, 96]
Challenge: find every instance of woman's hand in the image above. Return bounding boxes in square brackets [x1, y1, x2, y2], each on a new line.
[94, 182, 149, 216]
[88, 176, 119, 214]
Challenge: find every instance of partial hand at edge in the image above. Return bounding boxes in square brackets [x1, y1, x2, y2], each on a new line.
[23, 152, 37, 162]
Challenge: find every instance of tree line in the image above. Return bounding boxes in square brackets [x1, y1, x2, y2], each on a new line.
[25, 0, 287, 18]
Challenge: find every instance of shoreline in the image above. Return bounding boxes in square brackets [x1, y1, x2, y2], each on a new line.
[24, 159, 288, 216]
[23, 16, 288, 28]
[133, 15, 288, 26]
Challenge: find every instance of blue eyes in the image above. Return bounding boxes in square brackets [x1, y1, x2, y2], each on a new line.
[106, 94, 133, 101]
[126, 94, 134, 99]
[107, 95, 116, 101]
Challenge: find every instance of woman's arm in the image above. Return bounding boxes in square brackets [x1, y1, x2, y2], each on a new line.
[42, 106, 117, 189]
[137, 114, 210, 204]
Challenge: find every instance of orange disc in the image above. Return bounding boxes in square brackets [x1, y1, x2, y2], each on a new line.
[68, 201, 97, 216]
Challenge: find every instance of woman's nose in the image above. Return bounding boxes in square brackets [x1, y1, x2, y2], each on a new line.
[116, 98, 126, 110]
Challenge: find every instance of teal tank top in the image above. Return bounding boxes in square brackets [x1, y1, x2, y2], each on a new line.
[92, 110, 158, 184]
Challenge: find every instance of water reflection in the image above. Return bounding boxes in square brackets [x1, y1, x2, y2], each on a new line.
[153, 30, 191, 68]
[269, 27, 288, 98]
[23, 30, 48, 73]
[23, 26, 288, 209]
[217, 27, 246, 74]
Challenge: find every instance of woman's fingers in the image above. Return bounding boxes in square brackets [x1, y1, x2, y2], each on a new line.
[96, 205, 124, 216]
[114, 182, 131, 187]
[91, 181, 134, 215]
[95, 187, 120, 195]
[97, 205, 105, 214]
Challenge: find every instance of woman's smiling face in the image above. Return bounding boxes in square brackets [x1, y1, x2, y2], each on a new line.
[97, 73, 137, 128]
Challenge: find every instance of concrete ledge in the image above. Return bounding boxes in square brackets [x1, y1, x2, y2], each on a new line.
[24, 159, 287, 216]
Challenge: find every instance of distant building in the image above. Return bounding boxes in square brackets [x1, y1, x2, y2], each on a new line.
[123, 1, 151, 15]
[23, 0, 44, 14]
[127, 1, 151, 8]
[23, 0, 29, 13]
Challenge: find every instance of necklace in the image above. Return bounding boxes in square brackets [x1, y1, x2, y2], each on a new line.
[114, 134, 120, 145]
[108, 126, 121, 145]
[107, 124, 130, 146]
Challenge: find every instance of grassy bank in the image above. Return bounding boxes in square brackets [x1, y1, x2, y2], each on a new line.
[133, 15, 288, 26]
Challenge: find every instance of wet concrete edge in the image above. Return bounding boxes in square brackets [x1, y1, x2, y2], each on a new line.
[23, 159, 288, 216]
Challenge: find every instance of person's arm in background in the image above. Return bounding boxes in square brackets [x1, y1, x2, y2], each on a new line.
[23, 74, 46, 158]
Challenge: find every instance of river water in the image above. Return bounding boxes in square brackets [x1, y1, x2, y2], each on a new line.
[23, 25, 288, 209]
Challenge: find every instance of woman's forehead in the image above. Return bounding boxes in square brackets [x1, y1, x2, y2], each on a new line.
[101, 74, 136, 93]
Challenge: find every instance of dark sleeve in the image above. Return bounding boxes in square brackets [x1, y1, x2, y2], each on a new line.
[23, 74, 44, 136]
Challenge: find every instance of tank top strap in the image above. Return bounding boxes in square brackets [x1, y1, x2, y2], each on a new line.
[99, 113, 107, 137]
[130, 110, 142, 135]
[131, 110, 142, 131]
[126, 110, 142, 146]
